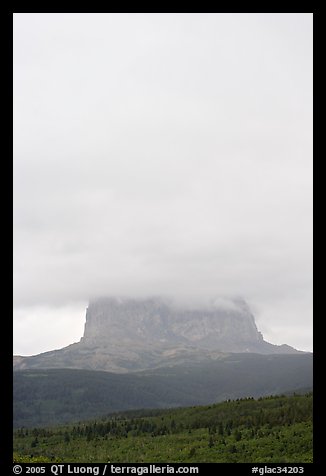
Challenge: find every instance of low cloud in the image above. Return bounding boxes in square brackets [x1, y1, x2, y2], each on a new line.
[13, 13, 313, 354]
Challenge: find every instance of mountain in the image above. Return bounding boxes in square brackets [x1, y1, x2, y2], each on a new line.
[13, 296, 302, 373]
[13, 353, 313, 428]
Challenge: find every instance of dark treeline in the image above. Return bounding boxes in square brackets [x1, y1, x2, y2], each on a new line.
[14, 393, 312, 463]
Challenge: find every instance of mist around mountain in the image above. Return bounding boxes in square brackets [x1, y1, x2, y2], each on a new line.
[13, 295, 313, 465]
[13, 296, 303, 373]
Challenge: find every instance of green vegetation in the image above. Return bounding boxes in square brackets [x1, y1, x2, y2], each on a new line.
[14, 353, 313, 428]
[13, 393, 312, 463]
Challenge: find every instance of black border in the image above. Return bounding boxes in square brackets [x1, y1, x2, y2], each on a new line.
[311, 8, 319, 469]
[3, 7, 14, 472]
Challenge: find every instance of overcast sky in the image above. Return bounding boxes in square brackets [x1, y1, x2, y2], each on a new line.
[13, 13, 313, 355]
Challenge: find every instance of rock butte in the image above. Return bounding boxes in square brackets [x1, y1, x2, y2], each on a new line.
[13, 296, 300, 373]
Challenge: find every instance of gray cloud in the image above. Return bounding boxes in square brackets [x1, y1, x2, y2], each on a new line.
[13, 13, 313, 354]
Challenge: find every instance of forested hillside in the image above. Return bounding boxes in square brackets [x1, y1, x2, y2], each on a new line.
[13, 393, 312, 463]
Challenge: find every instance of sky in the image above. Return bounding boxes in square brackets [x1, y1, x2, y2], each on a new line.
[13, 13, 313, 355]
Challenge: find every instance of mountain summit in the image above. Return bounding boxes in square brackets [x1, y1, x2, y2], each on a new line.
[13, 296, 300, 373]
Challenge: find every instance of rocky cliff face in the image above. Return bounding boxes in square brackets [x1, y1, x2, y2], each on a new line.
[13, 296, 300, 373]
[81, 296, 263, 351]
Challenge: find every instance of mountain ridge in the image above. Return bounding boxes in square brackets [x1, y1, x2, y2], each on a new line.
[13, 353, 313, 428]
